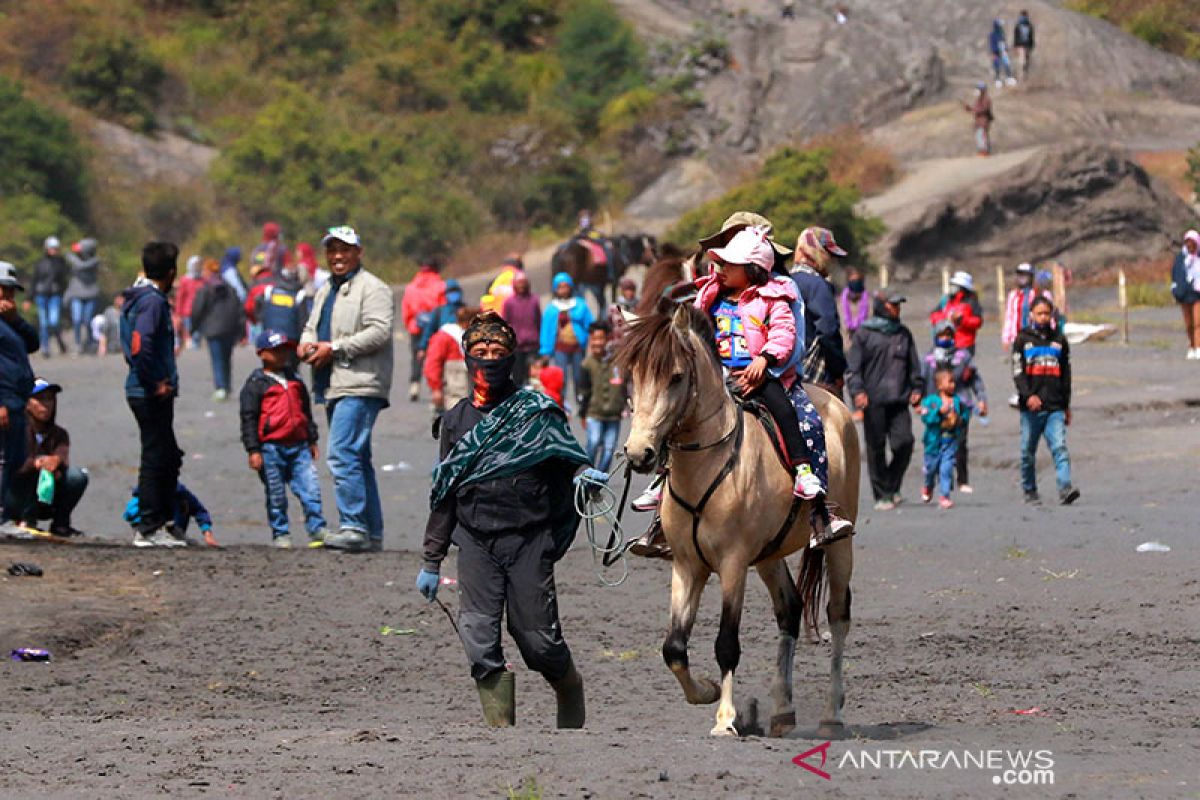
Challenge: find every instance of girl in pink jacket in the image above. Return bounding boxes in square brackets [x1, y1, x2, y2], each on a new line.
[695, 227, 823, 500]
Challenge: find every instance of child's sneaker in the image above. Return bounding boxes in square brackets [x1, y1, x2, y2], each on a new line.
[938, 496, 954, 510]
[149, 528, 187, 547]
[921, 486, 932, 503]
[273, 534, 293, 549]
[631, 476, 664, 512]
[792, 464, 823, 500]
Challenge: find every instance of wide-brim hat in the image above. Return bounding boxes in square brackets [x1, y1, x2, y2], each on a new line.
[698, 211, 793, 257]
[950, 270, 975, 292]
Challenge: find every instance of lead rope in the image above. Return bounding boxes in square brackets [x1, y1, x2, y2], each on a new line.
[573, 458, 633, 587]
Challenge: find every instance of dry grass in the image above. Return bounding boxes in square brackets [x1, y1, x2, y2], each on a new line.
[1135, 150, 1194, 202]
[803, 127, 899, 196]
[1077, 256, 1173, 287]
[446, 232, 532, 281]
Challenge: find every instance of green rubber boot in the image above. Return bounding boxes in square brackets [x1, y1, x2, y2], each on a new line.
[550, 661, 585, 729]
[476, 670, 515, 728]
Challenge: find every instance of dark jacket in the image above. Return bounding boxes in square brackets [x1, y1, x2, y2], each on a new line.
[32, 254, 69, 297]
[124, 482, 212, 533]
[120, 282, 178, 400]
[788, 266, 847, 381]
[501, 292, 542, 351]
[191, 277, 246, 341]
[253, 271, 309, 342]
[1012, 325, 1071, 412]
[1013, 15, 1034, 49]
[418, 296, 465, 351]
[18, 420, 70, 478]
[920, 346, 987, 412]
[65, 239, 101, 302]
[579, 353, 626, 420]
[422, 393, 577, 572]
[1170, 250, 1200, 304]
[846, 317, 922, 405]
[239, 368, 318, 452]
[0, 314, 38, 411]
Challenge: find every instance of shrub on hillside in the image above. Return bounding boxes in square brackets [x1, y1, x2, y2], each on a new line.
[0, 194, 81, 272]
[553, 0, 645, 130]
[1068, 1, 1200, 59]
[666, 147, 884, 263]
[66, 32, 165, 133]
[0, 77, 88, 224]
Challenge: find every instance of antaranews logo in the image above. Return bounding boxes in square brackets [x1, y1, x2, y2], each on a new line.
[794, 743, 1055, 786]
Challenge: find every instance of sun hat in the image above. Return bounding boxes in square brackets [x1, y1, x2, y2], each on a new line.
[950, 270, 975, 292]
[706, 226, 776, 271]
[698, 212, 793, 257]
[322, 226, 361, 248]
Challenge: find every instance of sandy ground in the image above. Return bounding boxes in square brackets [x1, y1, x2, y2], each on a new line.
[2, 285, 1198, 799]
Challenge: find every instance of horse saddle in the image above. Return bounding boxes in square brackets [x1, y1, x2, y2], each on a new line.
[734, 396, 794, 473]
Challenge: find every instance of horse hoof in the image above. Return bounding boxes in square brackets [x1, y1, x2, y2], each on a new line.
[769, 712, 796, 738]
[710, 722, 739, 737]
[817, 719, 846, 739]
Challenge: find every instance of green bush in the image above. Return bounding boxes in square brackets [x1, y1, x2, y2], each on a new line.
[434, 0, 561, 50]
[667, 147, 884, 262]
[66, 32, 166, 133]
[0, 78, 88, 224]
[0, 193, 81, 272]
[553, 0, 645, 129]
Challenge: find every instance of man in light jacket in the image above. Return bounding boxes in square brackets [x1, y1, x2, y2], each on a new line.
[299, 226, 395, 552]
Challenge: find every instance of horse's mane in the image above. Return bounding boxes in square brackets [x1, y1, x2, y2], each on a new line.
[636, 255, 690, 316]
[615, 302, 717, 382]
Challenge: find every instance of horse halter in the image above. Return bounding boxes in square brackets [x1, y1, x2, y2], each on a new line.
[663, 336, 736, 452]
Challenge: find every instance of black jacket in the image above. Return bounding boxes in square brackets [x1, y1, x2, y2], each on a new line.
[789, 266, 847, 381]
[422, 394, 578, 572]
[0, 314, 38, 410]
[846, 318, 922, 405]
[191, 278, 245, 340]
[1011, 326, 1071, 412]
[32, 254, 69, 296]
[1013, 15, 1034, 48]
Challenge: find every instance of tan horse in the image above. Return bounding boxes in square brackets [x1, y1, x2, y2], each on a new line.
[617, 303, 857, 737]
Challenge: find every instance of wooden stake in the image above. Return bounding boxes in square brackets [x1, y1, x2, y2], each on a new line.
[1118, 267, 1129, 345]
[940, 266, 950, 296]
[880, 264, 890, 289]
[996, 264, 1005, 321]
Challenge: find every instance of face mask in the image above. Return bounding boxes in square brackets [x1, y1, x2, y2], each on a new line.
[935, 336, 954, 349]
[848, 279, 865, 294]
[466, 353, 516, 409]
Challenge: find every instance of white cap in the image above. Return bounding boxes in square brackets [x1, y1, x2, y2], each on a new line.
[950, 270, 975, 292]
[321, 226, 361, 248]
[44, 236, 60, 251]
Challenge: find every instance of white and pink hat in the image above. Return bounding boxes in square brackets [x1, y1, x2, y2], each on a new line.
[706, 226, 776, 271]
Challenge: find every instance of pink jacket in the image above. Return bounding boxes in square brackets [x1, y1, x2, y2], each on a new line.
[694, 274, 800, 386]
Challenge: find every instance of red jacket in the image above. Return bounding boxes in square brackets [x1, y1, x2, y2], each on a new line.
[929, 290, 983, 350]
[536, 365, 565, 407]
[239, 368, 318, 451]
[423, 324, 464, 393]
[401, 268, 446, 335]
[174, 275, 203, 319]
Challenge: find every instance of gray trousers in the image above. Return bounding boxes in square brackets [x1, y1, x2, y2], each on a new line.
[454, 526, 572, 682]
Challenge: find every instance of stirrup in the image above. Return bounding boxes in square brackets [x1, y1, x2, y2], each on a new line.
[809, 512, 855, 549]
[626, 516, 672, 559]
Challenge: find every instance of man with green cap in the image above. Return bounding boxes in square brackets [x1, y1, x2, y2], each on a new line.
[416, 311, 590, 729]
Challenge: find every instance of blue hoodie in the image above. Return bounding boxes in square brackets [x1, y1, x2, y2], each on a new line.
[540, 272, 594, 356]
[417, 279, 465, 351]
[989, 20, 1007, 56]
[120, 281, 178, 399]
[220, 246, 247, 302]
[0, 312, 38, 411]
[124, 482, 212, 533]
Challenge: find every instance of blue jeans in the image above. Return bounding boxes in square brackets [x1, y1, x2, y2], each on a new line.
[585, 418, 621, 472]
[326, 396, 386, 541]
[923, 435, 958, 498]
[1020, 410, 1072, 493]
[207, 336, 236, 391]
[260, 442, 326, 538]
[552, 350, 584, 411]
[70, 298, 96, 350]
[35, 294, 62, 353]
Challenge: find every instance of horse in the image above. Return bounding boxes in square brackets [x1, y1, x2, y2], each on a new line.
[551, 233, 658, 311]
[615, 302, 857, 738]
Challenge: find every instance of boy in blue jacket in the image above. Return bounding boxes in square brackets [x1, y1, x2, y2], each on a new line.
[919, 368, 963, 509]
[124, 482, 217, 548]
[120, 242, 186, 548]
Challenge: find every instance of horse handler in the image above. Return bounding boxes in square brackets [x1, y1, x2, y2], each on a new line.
[416, 312, 590, 729]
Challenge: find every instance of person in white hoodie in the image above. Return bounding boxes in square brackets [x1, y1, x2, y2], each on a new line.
[1170, 229, 1200, 359]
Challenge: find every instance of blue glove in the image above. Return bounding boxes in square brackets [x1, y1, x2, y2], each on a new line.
[416, 569, 440, 602]
[574, 468, 610, 486]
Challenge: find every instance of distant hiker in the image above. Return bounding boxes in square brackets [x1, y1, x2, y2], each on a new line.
[1170, 229, 1200, 359]
[250, 221, 287, 274]
[244, 253, 274, 341]
[31, 236, 69, 357]
[530, 355, 565, 408]
[64, 238, 101, 355]
[606, 277, 639, 351]
[579, 321, 625, 473]
[1013, 10, 1035, 79]
[400, 256, 447, 402]
[425, 305, 477, 416]
[1002, 262, 1056, 350]
[0, 261, 38, 524]
[299, 226, 395, 553]
[124, 481, 216, 548]
[92, 295, 124, 357]
[250, 259, 310, 346]
[781, 0, 795, 20]
[989, 18, 1015, 86]
[295, 242, 325, 291]
[174, 256, 204, 350]
[1012, 296, 1079, 505]
[789, 227, 849, 392]
[219, 246, 247, 303]
[5, 379, 88, 536]
[416, 311, 588, 730]
[965, 82, 994, 156]
[191, 258, 246, 402]
[240, 329, 328, 549]
[501, 272, 541, 387]
[919, 368, 963, 510]
[921, 319, 988, 493]
[540, 272, 594, 411]
[121, 242, 187, 548]
[930, 271, 983, 354]
[846, 293, 922, 510]
[840, 266, 870, 338]
[480, 255, 524, 316]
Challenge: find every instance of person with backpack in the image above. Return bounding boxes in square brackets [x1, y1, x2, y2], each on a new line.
[191, 258, 247, 401]
[1013, 10, 1035, 80]
[64, 238, 102, 355]
[930, 271, 984, 353]
[30, 237, 69, 357]
[920, 319, 988, 493]
[401, 257, 446, 402]
[989, 18, 1015, 87]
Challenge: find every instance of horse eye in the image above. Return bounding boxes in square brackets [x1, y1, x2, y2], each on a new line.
[669, 373, 684, 386]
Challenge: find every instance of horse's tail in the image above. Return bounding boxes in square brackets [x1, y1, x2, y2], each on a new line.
[797, 545, 827, 641]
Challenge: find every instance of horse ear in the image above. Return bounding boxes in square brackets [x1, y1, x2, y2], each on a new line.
[671, 303, 691, 331]
[620, 307, 640, 325]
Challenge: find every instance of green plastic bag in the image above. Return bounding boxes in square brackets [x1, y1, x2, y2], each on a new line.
[36, 469, 55, 505]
